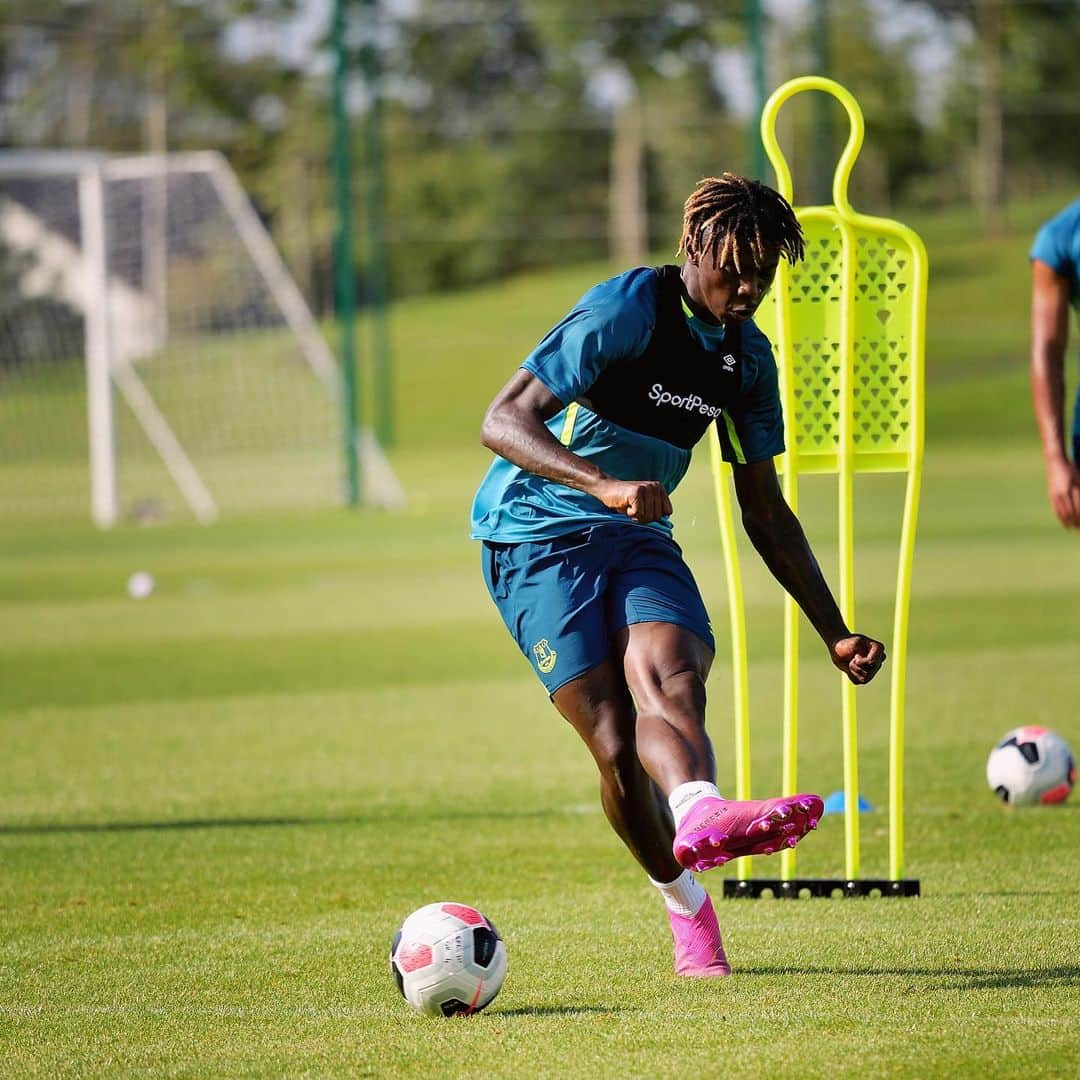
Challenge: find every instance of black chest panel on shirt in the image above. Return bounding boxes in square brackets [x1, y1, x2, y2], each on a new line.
[577, 264, 743, 450]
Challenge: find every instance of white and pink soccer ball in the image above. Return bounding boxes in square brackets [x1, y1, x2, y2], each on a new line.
[986, 726, 1075, 807]
[390, 902, 507, 1017]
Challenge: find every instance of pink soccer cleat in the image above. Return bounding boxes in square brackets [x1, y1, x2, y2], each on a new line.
[669, 895, 730, 977]
[672, 794, 824, 873]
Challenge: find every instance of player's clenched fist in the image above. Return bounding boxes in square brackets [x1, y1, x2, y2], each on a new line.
[829, 634, 886, 685]
[593, 479, 673, 523]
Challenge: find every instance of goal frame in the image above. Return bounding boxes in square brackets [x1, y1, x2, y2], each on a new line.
[0, 149, 402, 526]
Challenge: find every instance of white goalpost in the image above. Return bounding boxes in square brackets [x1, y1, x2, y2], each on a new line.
[0, 149, 403, 526]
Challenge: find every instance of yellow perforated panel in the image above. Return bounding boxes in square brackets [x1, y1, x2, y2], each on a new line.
[754, 211, 924, 474]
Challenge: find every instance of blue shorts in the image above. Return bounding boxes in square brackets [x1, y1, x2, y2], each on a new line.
[481, 523, 715, 695]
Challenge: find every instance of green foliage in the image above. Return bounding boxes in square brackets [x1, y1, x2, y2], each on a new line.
[1001, 0, 1080, 180]
[0, 1, 303, 180]
[926, 0, 1080, 200]
[3, 2, 1079, 311]
[0, 236, 83, 372]
[768, 0, 931, 208]
[369, 1, 612, 294]
[527, 0, 717, 76]
[640, 75, 749, 248]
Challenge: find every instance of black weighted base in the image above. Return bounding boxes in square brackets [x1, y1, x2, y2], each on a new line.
[722, 878, 921, 899]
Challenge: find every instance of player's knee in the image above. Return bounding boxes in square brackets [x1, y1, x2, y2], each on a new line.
[631, 666, 706, 722]
[657, 666, 707, 711]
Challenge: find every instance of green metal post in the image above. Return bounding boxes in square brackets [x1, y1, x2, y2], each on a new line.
[332, 0, 361, 505]
[746, 0, 767, 179]
[360, 0, 393, 448]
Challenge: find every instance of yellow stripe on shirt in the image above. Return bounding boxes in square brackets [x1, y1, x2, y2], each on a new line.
[559, 401, 580, 446]
[723, 411, 747, 464]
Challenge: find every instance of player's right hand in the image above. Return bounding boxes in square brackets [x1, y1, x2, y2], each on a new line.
[1046, 457, 1080, 529]
[593, 479, 672, 523]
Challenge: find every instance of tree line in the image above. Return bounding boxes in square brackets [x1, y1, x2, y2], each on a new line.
[1, 0, 1078, 311]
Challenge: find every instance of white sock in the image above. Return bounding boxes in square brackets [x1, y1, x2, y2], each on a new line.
[650, 869, 708, 917]
[668, 781, 723, 828]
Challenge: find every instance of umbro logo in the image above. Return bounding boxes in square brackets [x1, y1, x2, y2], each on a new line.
[722, 353, 737, 371]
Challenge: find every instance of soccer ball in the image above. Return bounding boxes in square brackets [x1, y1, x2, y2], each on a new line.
[986, 726, 1076, 806]
[126, 570, 155, 599]
[389, 902, 507, 1016]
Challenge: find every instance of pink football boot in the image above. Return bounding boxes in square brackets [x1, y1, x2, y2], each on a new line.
[669, 895, 730, 977]
[672, 794, 824, 873]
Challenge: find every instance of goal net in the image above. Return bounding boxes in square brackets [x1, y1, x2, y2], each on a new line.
[0, 150, 402, 526]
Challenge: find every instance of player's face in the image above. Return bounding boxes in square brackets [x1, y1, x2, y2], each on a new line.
[692, 255, 778, 325]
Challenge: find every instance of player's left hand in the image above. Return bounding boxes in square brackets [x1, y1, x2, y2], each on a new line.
[829, 634, 886, 685]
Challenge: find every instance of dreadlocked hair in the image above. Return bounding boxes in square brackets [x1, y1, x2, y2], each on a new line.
[678, 173, 804, 273]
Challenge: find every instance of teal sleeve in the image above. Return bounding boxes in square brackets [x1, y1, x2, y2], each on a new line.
[1031, 222, 1072, 278]
[521, 267, 657, 404]
[1030, 200, 1080, 300]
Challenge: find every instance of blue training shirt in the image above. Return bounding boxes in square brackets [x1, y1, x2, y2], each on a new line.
[470, 266, 784, 543]
[1031, 197, 1080, 435]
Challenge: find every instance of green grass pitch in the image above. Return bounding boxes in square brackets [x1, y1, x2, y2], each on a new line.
[2, 195, 1080, 1076]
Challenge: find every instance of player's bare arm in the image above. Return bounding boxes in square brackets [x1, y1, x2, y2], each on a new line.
[1030, 258, 1080, 529]
[731, 456, 886, 685]
[481, 369, 673, 523]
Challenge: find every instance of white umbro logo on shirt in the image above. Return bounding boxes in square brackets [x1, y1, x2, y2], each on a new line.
[722, 353, 736, 371]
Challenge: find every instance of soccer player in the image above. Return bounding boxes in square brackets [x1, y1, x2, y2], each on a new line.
[472, 174, 886, 977]
[1030, 197, 1080, 529]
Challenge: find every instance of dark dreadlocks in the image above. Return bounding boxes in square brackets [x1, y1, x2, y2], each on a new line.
[678, 173, 805, 274]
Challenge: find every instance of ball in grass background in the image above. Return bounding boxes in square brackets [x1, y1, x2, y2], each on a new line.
[986, 726, 1075, 806]
[390, 902, 507, 1017]
[126, 571, 156, 599]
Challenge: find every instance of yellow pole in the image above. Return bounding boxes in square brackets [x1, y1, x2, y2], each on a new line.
[709, 431, 753, 881]
[889, 467, 920, 879]
[889, 215, 927, 880]
[837, 214, 860, 882]
[776, 259, 801, 884]
[763, 76, 868, 881]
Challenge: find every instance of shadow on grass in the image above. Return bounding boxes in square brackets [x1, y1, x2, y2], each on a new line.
[946, 889, 1080, 898]
[492, 1005, 625, 1017]
[742, 965, 1080, 990]
[0, 808, 563, 836]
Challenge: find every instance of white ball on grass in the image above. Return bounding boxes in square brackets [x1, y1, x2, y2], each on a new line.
[987, 726, 1075, 806]
[390, 902, 507, 1016]
[126, 571, 156, 600]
